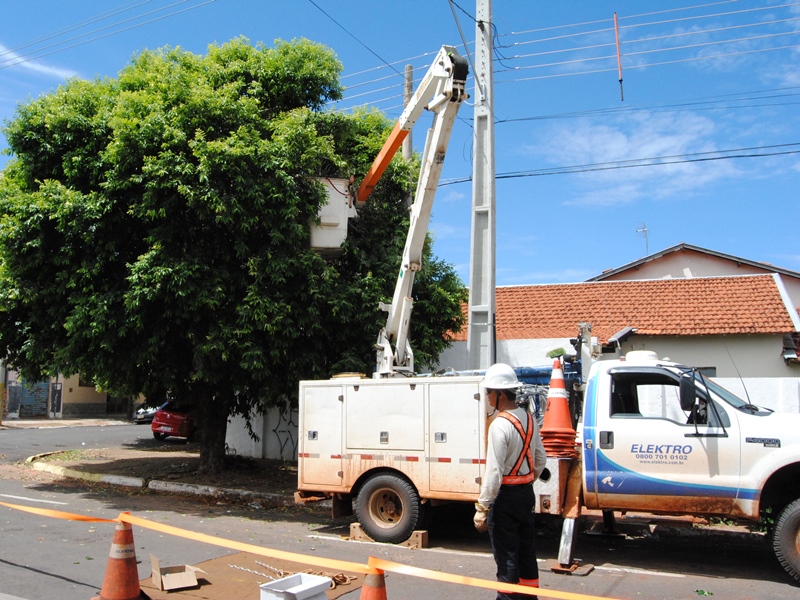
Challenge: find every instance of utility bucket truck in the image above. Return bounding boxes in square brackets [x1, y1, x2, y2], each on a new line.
[296, 46, 800, 583]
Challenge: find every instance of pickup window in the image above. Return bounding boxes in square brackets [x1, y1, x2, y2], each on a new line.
[609, 369, 730, 427]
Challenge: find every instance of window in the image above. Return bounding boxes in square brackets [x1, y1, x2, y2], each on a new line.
[609, 369, 729, 427]
[609, 380, 641, 416]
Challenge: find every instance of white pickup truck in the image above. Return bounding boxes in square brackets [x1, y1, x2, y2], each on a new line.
[297, 350, 800, 582]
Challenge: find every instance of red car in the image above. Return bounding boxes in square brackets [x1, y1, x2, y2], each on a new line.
[151, 402, 197, 441]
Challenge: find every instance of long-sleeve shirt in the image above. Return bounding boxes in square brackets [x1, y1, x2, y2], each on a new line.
[478, 406, 547, 510]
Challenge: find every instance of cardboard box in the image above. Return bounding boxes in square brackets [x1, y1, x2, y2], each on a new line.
[150, 554, 207, 591]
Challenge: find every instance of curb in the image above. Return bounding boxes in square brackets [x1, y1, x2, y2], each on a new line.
[26, 455, 294, 507]
[31, 461, 146, 488]
[148, 480, 292, 506]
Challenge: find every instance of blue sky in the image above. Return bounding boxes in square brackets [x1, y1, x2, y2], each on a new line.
[1, 1, 799, 286]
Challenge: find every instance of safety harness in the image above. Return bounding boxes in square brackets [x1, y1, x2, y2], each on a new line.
[498, 411, 535, 485]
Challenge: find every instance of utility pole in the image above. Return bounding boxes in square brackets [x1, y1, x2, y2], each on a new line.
[467, 0, 496, 370]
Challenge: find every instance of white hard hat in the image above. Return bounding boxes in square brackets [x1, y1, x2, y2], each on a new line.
[483, 363, 522, 390]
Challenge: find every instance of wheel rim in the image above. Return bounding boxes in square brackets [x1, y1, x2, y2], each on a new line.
[367, 487, 405, 530]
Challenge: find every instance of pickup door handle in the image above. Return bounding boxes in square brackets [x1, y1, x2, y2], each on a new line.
[599, 431, 614, 449]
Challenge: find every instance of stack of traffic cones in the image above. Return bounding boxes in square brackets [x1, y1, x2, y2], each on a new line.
[539, 358, 579, 458]
[92, 518, 148, 600]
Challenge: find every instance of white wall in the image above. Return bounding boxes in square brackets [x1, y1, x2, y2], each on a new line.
[226, 403, 299, 460]
[610, 252, 765, 280]
[715, 377, 800, 413]
[602, 252, 800, 309]
[436, 338, 576, 372]
[620, 334, 793, 378]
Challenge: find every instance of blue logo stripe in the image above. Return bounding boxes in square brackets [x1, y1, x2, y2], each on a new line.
[596, 451, 746, 498]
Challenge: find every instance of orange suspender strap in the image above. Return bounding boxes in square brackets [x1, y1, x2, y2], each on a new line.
[498, 412, 535, 485]
[507, 413, 533, 475]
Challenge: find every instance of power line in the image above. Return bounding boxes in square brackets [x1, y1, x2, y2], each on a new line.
[333, 2, 800, 111]
[0, 0, 153, 60]
[0, 0, 217, 71]
[495, 15, 800, 65]
[623, 15, 800, 47]
[493, 29, 800, 78]
[499, 1, 799, 40]
[340, 50, 438, 80]
[620, 0, 800, 32]
[496, 41, 800, 84]
[439, 142, 800, 186]
[494, 90, 800, 124]
[447, 0, 479, 85]
[306, 0, 403, 77]
[335, 33, 800, 110]
[347, 63, 430, 90]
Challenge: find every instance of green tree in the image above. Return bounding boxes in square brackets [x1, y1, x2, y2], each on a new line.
[0, 38, 466, 473]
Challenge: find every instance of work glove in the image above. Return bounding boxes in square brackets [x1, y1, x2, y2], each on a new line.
[473, 503, 489, 533]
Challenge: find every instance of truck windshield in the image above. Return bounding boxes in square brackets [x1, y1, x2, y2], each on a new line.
[699, 375, 749, 409]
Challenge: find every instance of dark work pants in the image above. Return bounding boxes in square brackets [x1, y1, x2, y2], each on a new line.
[488, 484, 539, 599]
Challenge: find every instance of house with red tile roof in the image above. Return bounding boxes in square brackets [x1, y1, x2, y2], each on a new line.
[437, 272, 800, 413]
[588, 242, 800, 309]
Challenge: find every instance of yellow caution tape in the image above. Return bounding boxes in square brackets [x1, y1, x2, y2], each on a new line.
[0, 501, 620, 599]
[0, 501, 116, 522]
[116, 513, 371, 575]
[369, 557, 615, 600]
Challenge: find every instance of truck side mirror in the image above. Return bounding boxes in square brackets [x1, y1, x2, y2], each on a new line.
[679, 376, 696, 411]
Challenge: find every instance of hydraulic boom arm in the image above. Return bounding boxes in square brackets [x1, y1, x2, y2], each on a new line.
[359, 46, 468, 377]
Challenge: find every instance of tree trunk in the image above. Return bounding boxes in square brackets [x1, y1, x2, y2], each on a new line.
[197, 390, 229, 475]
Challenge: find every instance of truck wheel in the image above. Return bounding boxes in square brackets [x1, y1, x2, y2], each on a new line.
[355, 473, 422, 543]
[772, 498, 800, 582]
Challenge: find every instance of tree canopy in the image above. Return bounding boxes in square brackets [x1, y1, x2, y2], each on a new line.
[0, 37, 467, 472]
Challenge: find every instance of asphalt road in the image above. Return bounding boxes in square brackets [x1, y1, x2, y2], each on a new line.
[1, 424, 799, 599]
[0, 422, 151, 463]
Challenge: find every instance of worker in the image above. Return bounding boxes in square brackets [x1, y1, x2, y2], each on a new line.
[474, 363, 547, 599]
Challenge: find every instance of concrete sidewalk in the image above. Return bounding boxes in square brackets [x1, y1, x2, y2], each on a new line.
[15, 428, 298, 508]
[28, 453, 295, 508]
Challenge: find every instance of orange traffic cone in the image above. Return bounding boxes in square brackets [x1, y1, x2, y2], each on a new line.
[359, 567, 388, 600]
[540, 358, 579, 458]
[91, 518, 148, 600]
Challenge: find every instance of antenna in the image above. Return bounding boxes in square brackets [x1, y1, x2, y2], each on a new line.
[636, 223, 649, 256]
[725, 345, 754, 408]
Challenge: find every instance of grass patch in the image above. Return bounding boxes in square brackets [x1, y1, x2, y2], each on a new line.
[40, 449, 101, 462]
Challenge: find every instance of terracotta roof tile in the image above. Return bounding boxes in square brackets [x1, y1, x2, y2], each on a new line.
[449, 275, 797, 343]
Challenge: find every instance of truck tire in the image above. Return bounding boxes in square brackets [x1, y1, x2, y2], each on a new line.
[355, 473, 422, 543]
[772, 498, 800, 582]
